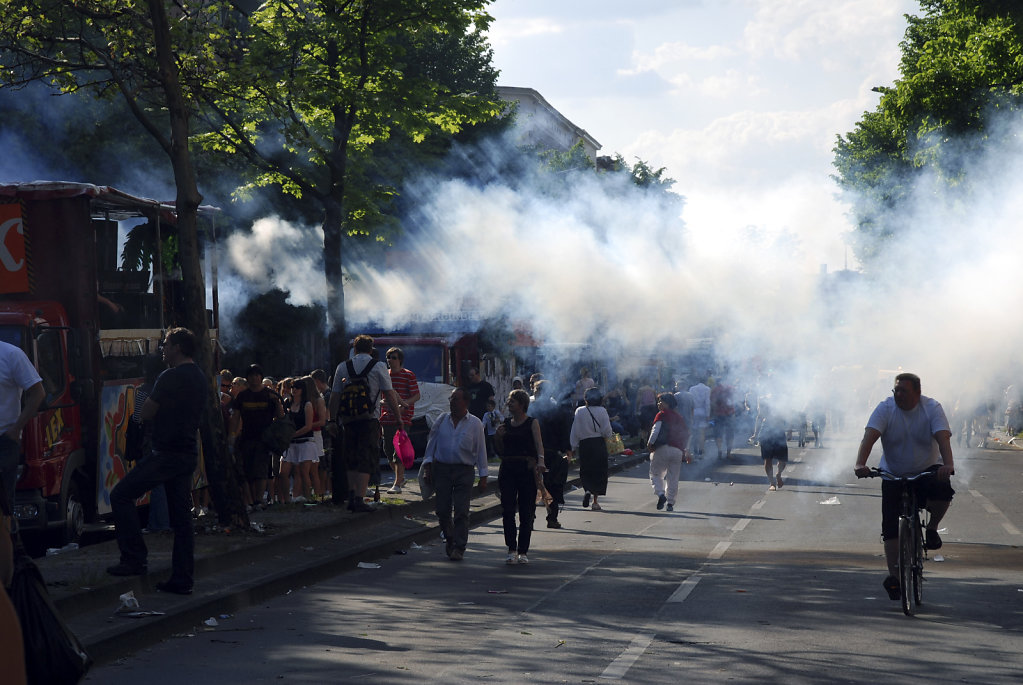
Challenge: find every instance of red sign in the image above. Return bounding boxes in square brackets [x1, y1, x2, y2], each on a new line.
[0, 202, 29, 294]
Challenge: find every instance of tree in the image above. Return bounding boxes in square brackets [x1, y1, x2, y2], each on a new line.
[0, 0, 249, 527]
[833, 0, 1023, 265]
[196, 0, 504, 366]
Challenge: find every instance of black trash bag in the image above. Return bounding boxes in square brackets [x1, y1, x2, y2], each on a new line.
[8, 545, 92, 685]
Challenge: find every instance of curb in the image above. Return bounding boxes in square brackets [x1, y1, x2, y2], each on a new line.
[74, 451, 648, 666]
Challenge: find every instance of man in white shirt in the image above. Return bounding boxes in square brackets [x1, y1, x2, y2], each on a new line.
[421, 387, 488, 561]
[688, 379, 711, 456]
[855, 372, 955, 600]
[0, 341, 44, 508]
[329, 335, 403, 513]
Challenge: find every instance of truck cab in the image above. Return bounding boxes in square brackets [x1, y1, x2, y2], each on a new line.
[1, 182, 220, 545]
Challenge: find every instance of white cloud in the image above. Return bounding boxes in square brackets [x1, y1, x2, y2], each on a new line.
[487, 17, 564, 48]
[743, 0, 913, 64]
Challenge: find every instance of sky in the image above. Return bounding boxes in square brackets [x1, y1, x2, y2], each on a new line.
[486, 0, 918, 273]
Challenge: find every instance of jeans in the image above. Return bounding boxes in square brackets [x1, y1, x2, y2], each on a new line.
[432, 462, 475, 553]
[499, 460, 536, 554]
[111, 449, 196, 585]
[0, 435, 17, 512]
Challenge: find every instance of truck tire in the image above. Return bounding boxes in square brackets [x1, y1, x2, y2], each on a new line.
[59, 480, 86, 546]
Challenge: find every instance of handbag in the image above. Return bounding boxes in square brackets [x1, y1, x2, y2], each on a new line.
[9, 537, 92, 684]
[605, 432, 625, 455]
[392, 429, 415, 469]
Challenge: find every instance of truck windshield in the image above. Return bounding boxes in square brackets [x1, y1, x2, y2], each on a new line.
[0, 325, 30, 357]
[399, 345, 445, 384]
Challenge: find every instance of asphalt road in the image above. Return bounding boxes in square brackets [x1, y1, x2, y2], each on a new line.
[84, 433, 1023, 684]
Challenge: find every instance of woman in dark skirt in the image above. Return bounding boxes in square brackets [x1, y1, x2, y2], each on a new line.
[569, 388, 613, 511]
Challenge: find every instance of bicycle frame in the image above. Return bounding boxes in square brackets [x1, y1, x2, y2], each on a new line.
[868, 468, 931, 616]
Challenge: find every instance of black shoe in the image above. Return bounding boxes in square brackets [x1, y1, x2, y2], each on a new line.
[155, 580, 193, 595]
[582, 492, 591, 509]
[925, 528, 942, 550]
[666, 503, 674, 512]
[106, 562, 147, 577]
[882, 575, 900, 600]
[656, 494, 666, 510]
[546, 520, 562, 529]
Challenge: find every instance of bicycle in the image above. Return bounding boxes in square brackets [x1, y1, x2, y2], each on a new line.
[861, 467, 933, 616]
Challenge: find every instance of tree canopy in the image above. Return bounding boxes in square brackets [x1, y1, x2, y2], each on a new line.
[833, 0, 1023, 265]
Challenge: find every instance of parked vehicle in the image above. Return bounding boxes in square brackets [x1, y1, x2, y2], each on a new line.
[0, 182, 220, 545]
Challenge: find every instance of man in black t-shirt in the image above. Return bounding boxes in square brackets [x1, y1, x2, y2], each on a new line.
[229, 364, 284, 508]
[108, 328, 208, 595]
[466, 367, 495, 420]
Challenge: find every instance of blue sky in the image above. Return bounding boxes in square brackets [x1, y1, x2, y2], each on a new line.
[487, 0, 918, 271]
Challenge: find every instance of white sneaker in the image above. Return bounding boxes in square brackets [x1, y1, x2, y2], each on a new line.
[386, 486, 402, 494]
[517, 554, 529, 565]
[292, 495, 307, 503]
[505, 552, 517, 564]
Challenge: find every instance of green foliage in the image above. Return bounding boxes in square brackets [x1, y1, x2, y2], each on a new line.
[833, 0, 1023, 265]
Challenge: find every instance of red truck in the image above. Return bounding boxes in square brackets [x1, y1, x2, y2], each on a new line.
[0, 182, 219, 546]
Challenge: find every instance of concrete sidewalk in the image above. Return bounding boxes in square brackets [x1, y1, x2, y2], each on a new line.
[37, 451, 646, 667]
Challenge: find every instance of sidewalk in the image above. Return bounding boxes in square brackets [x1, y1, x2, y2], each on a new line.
[38, 450, 646, 667]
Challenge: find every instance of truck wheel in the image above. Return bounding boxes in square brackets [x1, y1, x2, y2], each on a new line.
[60, 480, 86, 546]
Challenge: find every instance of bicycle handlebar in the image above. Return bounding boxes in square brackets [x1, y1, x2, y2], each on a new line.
[858, 467, 934, 481]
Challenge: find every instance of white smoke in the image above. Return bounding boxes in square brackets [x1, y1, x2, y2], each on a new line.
[224, 215, 325, 307]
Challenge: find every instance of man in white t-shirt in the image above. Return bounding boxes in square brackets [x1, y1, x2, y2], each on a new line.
[0, 341, 45, 508]
[328, 335, 403, 513]
[854, 372, 955, 600]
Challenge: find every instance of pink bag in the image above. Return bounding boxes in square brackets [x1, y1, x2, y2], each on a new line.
[393, 429, 415, 469]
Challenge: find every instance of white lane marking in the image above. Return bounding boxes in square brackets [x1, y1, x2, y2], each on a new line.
[751, 498, 766, 511]
[970, 489, 1001, 515]
[708, 541, 731, 559]
[600, 633, 655, 680]
[732, 518, 751, 532]
[666, 575, 701, 603]
[969, 489, 1021, 535]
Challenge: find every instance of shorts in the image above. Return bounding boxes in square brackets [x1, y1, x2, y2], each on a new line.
[382, 423, 400, 464]
[238, 437, 272, 481]
[712, 414, 734, 438]
[760, 437, 788, 461]
[282, 438, 319, 465]
[881, 468, 955, 540]
[342, 419, 381, 474]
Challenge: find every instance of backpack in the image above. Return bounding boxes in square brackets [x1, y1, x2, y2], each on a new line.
[337, 359, 380, 421]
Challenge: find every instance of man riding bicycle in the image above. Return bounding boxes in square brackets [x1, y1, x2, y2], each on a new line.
[854, 372, 956, 600]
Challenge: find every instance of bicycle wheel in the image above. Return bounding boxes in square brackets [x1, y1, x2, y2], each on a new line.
[899, 516, 914, 615]
[913, 516, 924, 606]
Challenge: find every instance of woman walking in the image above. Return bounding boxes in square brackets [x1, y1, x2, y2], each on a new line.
[647, 393, 691, 512]
[569, 387, 613, 512]
[495, 389, 546, 564]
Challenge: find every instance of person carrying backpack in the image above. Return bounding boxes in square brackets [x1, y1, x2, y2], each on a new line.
[327, 335, 404, 512]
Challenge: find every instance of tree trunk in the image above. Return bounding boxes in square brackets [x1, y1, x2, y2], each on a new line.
[148, 0, 247, 528]
[323, 197, 348, 369]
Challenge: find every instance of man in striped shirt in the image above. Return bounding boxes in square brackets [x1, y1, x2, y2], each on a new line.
[380, 347, 420, 494]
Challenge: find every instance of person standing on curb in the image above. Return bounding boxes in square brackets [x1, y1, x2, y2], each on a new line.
[0, 340, 44, 511]
[380, 347, 420, 495]
[107, 328, 207, 595]
[329, 335, 403, 513]
[421, 387, 488, 561]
